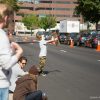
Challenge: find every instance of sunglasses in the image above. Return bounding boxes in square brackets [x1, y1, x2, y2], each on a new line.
[21, 63, 27, 65]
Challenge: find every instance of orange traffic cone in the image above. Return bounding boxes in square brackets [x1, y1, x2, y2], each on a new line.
[70, 39, 74, 48]
[96, 40, 100, 51]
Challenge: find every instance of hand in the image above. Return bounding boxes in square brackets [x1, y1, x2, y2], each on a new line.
[11, 42, 23, 58]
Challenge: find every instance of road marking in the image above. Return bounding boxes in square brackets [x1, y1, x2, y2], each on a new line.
[60, 50, 67, 52]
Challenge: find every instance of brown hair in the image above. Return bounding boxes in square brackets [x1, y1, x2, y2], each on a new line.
[36, 34, 42, 41]
[0, 4, 13, 22]
[18, 56, 27, 63]
[29, 65, 39, 75]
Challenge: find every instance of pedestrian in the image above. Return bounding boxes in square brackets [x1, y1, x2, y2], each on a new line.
[8, 56, 28, 93]
[13, 65, 48, 100]
[36, 33, 58, 76]
[0, 4, 23, 100]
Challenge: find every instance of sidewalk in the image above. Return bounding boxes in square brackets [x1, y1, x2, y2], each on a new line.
[11, 35, 35, 43]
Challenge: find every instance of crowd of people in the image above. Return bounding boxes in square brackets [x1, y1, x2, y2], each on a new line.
[0, 3, 58, 100]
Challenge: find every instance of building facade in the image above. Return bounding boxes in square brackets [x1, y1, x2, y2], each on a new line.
[15, 0, 82, 23]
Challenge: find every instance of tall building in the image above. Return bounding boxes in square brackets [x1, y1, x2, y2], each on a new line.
[15, 0, 82, 23]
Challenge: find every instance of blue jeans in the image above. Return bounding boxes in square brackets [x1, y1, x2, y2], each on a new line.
[0, 88, 9, 100]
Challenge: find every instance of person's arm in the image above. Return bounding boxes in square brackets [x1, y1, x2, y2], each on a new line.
[11, 42, 23, 59]
[0, 30, 23, 70]
[17, 70, 28, 77]
[32, 39, 39, 43]
[47, 36, 58, 43]
[2, 42, 23, 70]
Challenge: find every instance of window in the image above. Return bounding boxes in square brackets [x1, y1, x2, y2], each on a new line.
[36, 7, 52, 10]
[52, 1, 71, 4]
[39, 0, 52, 3]
[20, 7, 33, 10]
[53, 8, 72, 11]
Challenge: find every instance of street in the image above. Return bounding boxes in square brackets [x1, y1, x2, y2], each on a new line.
[20, 43, 100, 100]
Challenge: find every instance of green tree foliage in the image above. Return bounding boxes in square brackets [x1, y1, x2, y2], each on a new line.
[22, 14, 38, 30]
[0, 0, 19, 12]
[38, 16, 57, 31]
[75, 0, 100, 23]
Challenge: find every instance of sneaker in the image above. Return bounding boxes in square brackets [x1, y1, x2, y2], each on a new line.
[42, 93, 48, 100]
[40, 72, 46, 76]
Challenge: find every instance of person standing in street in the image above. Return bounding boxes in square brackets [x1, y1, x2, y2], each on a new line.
[36, 33, 58, 76]
[0, 4, 23, 100]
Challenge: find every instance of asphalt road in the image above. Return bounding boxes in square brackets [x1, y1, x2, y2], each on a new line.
[20, 43, 100, 100]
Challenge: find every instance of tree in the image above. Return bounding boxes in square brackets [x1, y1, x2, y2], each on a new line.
[0, 0, 19, 12]
[38, 16, 57, 31]
[75, 0, 100, 30]
[22, 14, 38, 35]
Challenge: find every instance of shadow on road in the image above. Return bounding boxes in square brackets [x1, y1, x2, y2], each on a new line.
[44, 70, 61, 75]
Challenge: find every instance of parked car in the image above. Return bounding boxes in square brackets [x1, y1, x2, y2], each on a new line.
[91, 34, 100, 48]
[76, 33, 90, 46]
[84, 31, 99, 48]
[84, 35, 93, 48]
[44, 32, 52, 40]
[58, 33, 79, 45]
[58, 33, 67, 44]
[70, 33, 79, 46]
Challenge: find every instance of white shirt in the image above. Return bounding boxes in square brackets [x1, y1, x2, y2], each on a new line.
[39, 39, 47, 57]
[8, 63, 28, 92]
[0, 29, 18, 88]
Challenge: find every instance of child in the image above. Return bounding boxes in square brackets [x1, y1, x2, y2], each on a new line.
[36, 33, 58, 76]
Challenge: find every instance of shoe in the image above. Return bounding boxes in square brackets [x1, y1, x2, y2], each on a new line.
[40, 72, 46, 76]
[39, 70, 42, 75]
[42, 93, 48, 100]
[38, 70, 46, 76]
